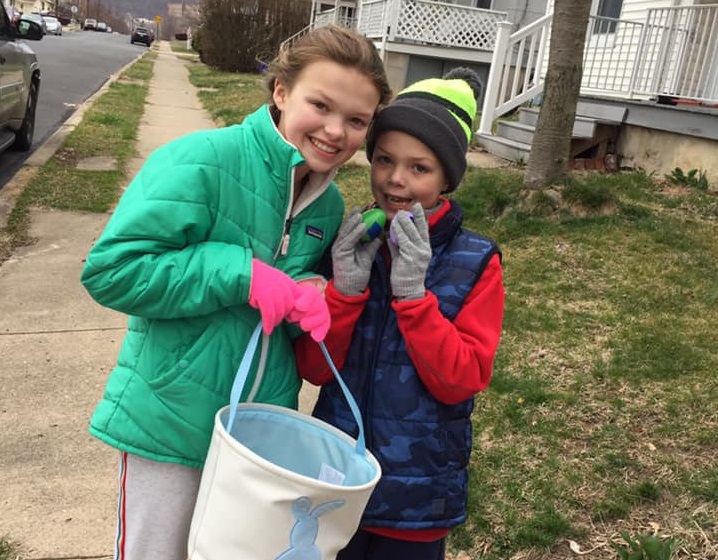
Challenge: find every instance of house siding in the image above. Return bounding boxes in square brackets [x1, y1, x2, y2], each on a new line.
[493, 0, 547, 28]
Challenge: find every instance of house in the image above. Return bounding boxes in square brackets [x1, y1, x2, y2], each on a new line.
[307, 0, 546, 104]
[6, 0, 55, 15]
[308, 0, 718, 183]
[476, 0, 718, 182]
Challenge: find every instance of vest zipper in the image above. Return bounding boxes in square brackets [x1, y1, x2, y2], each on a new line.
[364, 255, 393, 450]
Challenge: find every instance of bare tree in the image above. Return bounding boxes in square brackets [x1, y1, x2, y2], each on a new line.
[523, 0, 592, 189]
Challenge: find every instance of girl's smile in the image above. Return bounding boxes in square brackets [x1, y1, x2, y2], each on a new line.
[273, 60, 381, 175]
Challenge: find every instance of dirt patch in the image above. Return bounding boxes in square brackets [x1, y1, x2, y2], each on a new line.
[0, 167, 36, 228]
[657, 180, 693, 197]
[0, 167, 38, 264]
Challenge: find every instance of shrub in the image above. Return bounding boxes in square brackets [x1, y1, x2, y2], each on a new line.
[198, 0, 311, 73]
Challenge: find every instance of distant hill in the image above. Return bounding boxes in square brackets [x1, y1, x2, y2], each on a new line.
[102, 0, 200, 24]
[92, 0, 200, 37]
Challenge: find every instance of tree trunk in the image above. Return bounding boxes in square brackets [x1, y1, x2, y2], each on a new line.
[524, 0, 592, 189]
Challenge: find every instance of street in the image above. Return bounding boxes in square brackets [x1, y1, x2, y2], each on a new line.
[0, 28, 143, 187]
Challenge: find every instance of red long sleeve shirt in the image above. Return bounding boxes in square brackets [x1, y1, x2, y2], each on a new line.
[294, 201, 505, 541]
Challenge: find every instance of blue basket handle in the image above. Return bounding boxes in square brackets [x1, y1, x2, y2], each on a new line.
[317, 340, 366, 457]
[226, 321, 367, 456]
[226, 322, 263, 433]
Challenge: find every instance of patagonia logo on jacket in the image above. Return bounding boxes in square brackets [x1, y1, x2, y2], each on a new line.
[305, 225, 324, 240]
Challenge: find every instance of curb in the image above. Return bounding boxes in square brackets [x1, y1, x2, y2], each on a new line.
[25, 52, 145, 168]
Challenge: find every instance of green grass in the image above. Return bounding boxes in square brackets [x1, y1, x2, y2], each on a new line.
[0, 51, 156, 260]
[0, 537, 19, 560]
[2, 54, 717, 560]
[186, 64, 267, 126]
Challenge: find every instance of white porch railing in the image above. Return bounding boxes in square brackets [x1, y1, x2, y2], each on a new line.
[375, 0, 507, 50]
[632, 5, 718, 103]
[314, 0, 508, 52]
[314, 8, 357, 29]
[356, 0, 388, 38]
[280, 8, 356, 51]
[280, 25, 313, 51]
[479, 14, 550, 134]
[582, 16, 645, 97]
[479, 4, 718, 135]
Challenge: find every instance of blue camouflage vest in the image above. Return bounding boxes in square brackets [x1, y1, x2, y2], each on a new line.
[313, 203, 500, 530]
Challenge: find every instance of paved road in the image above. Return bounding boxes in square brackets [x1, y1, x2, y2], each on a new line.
[0, 29, 143, 186]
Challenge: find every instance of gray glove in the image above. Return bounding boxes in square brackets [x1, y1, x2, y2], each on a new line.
[332, 207, 383, 296]
[388, 203, 431, 300]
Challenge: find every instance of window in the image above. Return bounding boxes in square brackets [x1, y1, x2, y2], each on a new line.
[442, 0, 492, 7]
[593, 0, 623, 34]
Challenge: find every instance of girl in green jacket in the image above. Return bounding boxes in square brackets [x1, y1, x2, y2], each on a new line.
[80, 25, 391, 560]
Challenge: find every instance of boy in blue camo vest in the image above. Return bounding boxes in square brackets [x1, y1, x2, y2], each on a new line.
[295, 68, 506, 560]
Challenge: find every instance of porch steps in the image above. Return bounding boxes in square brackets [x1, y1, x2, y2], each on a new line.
[515, 107, 598, 137]
[475, 133, 533, 164]
[477, 106, 622, 164]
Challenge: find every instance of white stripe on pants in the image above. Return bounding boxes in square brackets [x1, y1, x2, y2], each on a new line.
[115, 452, 202, 560]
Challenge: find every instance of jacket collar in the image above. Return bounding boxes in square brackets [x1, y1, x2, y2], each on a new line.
[429, 199, 463, 248]
[248, 105, 337, 213]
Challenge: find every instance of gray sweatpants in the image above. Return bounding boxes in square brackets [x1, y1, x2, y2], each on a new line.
[114, 452, 202, 560]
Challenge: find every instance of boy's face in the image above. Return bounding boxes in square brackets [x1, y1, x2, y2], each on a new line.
[273, 60, 380, 175]
[370, 130, 449, 220]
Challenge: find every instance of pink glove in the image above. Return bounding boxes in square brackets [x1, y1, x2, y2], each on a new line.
[287, 283, 331, 342]
[248, 259, 298, 335]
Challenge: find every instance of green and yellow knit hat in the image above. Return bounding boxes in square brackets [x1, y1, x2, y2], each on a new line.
[366, 67, 481, 192]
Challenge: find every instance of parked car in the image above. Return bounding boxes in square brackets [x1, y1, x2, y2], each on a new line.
[96, 21, 107, 32]
[20, 13, 46, 35]
[40, 11, 70, 25]
[82, 17, 96, 30]
[0, 6, 43, 154]
[130, 26, 152, 47]
[42, 15, 62, 35]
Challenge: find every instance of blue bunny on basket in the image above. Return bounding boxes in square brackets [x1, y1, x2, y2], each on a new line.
[275, 496, 346, 560]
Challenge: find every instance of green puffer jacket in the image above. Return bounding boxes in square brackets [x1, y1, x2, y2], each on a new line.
[81, 105, 344, 468]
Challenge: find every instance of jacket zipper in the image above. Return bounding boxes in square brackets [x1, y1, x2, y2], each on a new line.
[273, 168, 295, 260]
[280, 216, 293, 256]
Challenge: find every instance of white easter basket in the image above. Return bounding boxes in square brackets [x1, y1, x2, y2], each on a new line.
[188, 323, 381, 560]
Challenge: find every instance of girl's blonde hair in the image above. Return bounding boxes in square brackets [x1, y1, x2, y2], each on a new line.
[265, 25, 392, 108]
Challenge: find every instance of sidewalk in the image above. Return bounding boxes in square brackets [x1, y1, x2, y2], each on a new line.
[0, 41, 219, 559]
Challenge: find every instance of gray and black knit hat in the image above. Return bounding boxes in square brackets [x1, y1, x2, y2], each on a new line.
[365, 67, 481, 192]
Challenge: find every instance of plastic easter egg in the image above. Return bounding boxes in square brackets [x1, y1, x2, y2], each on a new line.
[389, 211, 414, 245]
[360, 208, 386, 243]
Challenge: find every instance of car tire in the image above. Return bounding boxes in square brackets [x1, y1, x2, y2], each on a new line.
[12, 79, 38, 152]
